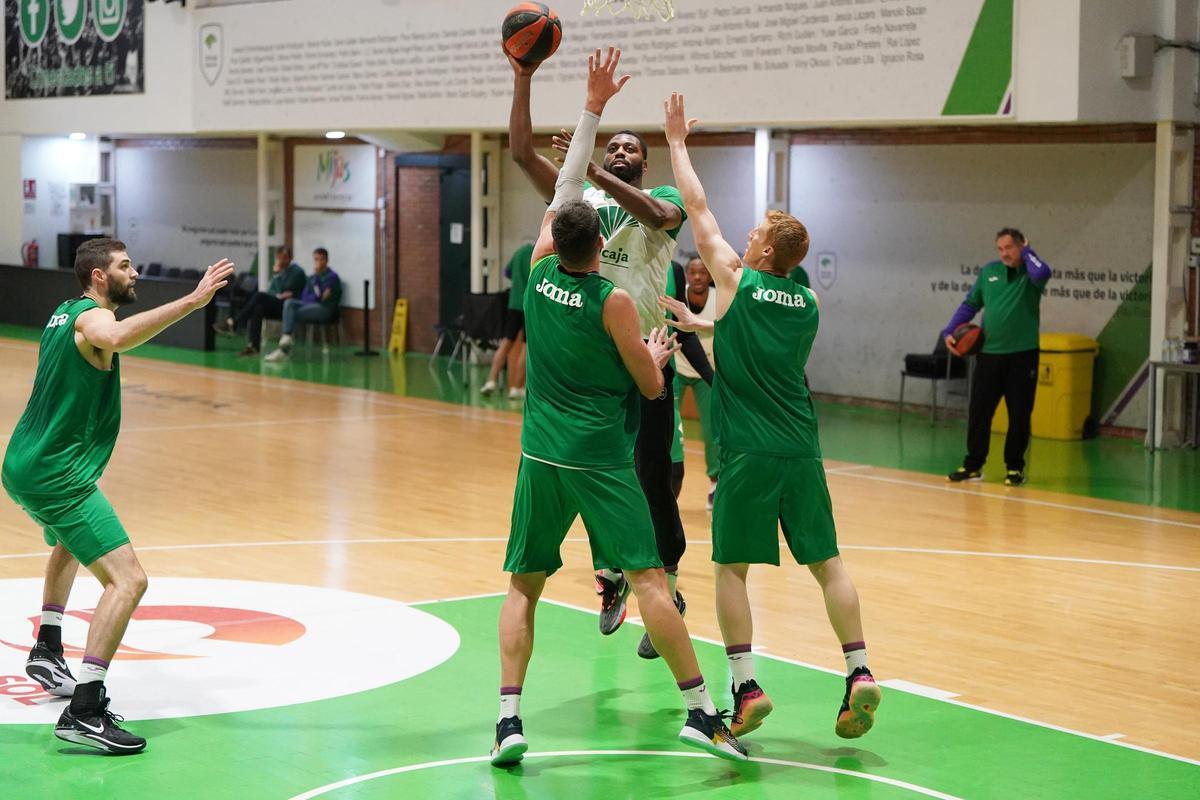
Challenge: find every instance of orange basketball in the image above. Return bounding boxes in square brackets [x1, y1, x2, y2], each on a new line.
[502, 3, 563, 65]
[950, 323, 985, 357]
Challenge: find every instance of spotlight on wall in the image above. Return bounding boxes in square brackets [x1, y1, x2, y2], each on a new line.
[68, 132, 87, 141]
[325, 131, 347, 140]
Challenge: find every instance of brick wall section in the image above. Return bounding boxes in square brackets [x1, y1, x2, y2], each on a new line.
[396, 167, 442, 352]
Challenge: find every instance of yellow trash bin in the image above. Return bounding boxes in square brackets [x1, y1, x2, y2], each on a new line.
[991, 333, 1099, 440]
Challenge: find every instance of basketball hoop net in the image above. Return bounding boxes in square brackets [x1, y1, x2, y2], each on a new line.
[581, 0, 675, 22]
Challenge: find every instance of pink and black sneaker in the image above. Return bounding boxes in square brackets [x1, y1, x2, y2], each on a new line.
[731, 679, 773, 737]
[835, 666, 881, 739]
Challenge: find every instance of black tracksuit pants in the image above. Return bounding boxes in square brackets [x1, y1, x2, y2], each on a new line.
[965, 349, 1039, 472]
[634, 363, 686, 571]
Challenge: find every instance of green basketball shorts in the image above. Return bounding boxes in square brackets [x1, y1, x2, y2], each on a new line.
[505, 456, 662, 576]
[711, 449, 839, 566]
[6, 485, 130, 567]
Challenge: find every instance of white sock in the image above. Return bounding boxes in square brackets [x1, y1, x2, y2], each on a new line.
[843, 641, 868, 674]
[599, 568, 622, 583]
[499, 688, 521, 722]
[680, 680, 717, 715]
[41, 608, 64, 627]
[726, 646, 755, 688]
[78, 658, 109, 685]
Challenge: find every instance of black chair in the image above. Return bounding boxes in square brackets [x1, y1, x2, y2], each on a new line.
[145, 263, 162, 277]
[164, 266, 182, 279]
[447, 292, 507, 379]
[899, 336, 969, 423]
[180, 268, 202, 281]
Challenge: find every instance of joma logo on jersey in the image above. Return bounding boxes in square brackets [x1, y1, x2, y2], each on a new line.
[46, 314, 70, 329]
[535, 278, 584, 308]
[601, 247, 630, 266]
[752, 286, 808, 308]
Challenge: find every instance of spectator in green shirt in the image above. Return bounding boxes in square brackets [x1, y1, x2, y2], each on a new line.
[215, 245, 306, 356]
[482, 242, 534, 400]
[944, 228, 1052, 487]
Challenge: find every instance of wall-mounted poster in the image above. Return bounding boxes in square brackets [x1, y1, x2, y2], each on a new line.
[5, 0, 145, 98]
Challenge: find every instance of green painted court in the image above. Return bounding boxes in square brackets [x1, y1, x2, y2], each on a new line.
[2, 596, 1194, 799]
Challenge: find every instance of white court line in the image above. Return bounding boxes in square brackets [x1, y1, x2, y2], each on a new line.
[285, 750, 964, 800]
[3, 338, 1196, 529]
[827, 470, 1200, 532]
[837, 545, 1200, 573]
[536, 597, 1200, 767]
[0, 536, 1195, 573]
[0, 409, 450, 442]
[824, 464, 875, 474]
[0, 340, 525, 429]
[408, 592, 506, 606]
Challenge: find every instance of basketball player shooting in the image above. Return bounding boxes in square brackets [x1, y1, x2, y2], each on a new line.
[506, 22, 710, 661]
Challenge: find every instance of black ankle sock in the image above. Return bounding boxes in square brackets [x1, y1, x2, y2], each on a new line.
[70, 681, 104, 713]
[37, 624, 62, 652]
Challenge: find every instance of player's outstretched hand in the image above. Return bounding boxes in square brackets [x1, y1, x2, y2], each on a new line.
[663, 92, 698, 144]
[657, 295, 707, 333]
[506, 51, 540, 79]
[550, 129, 600, 175]
[585, 47, 631, 114]
[647, 325, 681, 369]
[191, 259, 235, 308]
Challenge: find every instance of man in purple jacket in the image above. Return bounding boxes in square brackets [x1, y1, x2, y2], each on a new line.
[943, 228, 1052, 486]
[265, 247, 343, 362]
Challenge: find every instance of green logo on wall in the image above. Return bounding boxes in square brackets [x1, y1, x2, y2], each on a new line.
[93, 0, 126, 42]
[55, 0, 88, 44]
[19, 0, 51, 46]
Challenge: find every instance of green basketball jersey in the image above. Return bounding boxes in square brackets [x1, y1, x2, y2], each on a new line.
[583, 182, 686, 337]
[507, 243, 534, 312]
[2, 298, 122, 499]
[521, 255, 639, 470]
[712, 269, 820, 458]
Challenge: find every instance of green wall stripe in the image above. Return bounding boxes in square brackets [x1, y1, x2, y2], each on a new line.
[941, 0, 1013, 116]
[1092, 265, 1152, 418]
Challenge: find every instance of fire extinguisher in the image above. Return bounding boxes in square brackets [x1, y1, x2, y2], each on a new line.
[21, 239, 39, 267]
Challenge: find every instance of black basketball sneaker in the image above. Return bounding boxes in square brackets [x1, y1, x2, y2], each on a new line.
[26, 642, 76, 697]
[678, 708, 748, 761]
[490, 715, 528, 766]
[54, 687, 146, 755]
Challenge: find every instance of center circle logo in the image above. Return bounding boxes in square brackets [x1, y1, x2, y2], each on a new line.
[0, 577, 460, 723]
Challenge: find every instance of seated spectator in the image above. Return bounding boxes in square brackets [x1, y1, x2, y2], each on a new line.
[264, 247, 342, 361]
[215, 245, 306, 356]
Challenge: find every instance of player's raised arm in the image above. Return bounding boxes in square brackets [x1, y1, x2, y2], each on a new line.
[532, 47, 630, 264]
[76, 259, 234, 354]
[663, 93, 741, 296]
[605, 290, 678, 398]
[507, 53, 559, 203]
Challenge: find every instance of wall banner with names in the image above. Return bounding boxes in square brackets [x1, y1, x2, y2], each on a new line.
[192, 0, 1012, 131]
[5, 0, 145, 99]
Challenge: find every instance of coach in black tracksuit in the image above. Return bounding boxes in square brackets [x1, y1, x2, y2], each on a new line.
[943, 228, 1052, 487]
